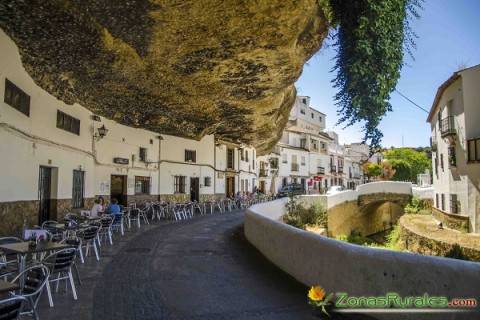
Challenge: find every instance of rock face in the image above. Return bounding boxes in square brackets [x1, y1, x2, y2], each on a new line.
[0, 1, 329, 153]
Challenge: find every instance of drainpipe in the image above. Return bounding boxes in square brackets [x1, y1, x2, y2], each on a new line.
[157, 135, 164, 201]
[213, 141, 216, 196]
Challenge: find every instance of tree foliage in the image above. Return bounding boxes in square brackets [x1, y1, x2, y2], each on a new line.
[330, 0, 422, 148]
[384, 148, 430, 182]
[362, 162, 382, 178]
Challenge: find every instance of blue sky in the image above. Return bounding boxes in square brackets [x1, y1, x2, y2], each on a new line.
[295, 0, 480, 147]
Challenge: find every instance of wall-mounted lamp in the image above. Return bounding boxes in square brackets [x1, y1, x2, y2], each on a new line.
[94, 125, 109, 140]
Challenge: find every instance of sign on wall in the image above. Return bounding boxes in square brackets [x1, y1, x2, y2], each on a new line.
[113, 157, 129, 165]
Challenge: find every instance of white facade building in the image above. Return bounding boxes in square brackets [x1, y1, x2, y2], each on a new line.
[257, 96, 365, 195]
[427, 64, 480, 233]
[0, 30, 257, 235]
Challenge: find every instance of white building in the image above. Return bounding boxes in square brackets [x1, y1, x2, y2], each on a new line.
[427, 64, 480, 233]
[257, 96, 366, 195]
[0, 30, 258, 235]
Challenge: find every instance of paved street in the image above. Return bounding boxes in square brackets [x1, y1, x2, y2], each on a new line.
[39, 211, 375, 320]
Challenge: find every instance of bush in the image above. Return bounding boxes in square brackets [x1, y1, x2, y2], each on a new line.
[444, 244, 470, 261]
[384, 224, 402, 250]
[405, 196, 430, 214]
[336, 230, 373, 246]
[283, 198, 327, 230]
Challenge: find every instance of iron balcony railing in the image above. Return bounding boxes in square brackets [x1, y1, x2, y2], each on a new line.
[440, 116, 456, 137]
[317, 166, 325, 174]
[291, 163, 299, 172]
[338, 166, 344, 174]
[330, 165, 336, 173]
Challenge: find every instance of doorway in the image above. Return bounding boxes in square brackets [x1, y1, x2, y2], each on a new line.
[259, 181, 266, 194]
[190, 177, 200, 202]
[38, 166, 55, 225]
[226, 176, 235, 198]
[111, 175, 127, 206]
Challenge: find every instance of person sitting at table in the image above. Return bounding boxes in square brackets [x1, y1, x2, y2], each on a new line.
[106, 198, 122, 215]
[90, 198, 104, 217]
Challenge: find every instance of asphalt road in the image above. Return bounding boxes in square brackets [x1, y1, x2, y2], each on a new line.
[39, 211, 373, 320]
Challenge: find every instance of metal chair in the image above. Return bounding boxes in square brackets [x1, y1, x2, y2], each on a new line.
[111, 213, 125, 236]
[98, 216, 114, 245]
[10, 264, 50, 319]
[42, 248, 78, 307]
[0, 296, 27, 320]
[59, 237, 83, 285]
[77, 226, 100, 262]
[127, 209, 141, 229]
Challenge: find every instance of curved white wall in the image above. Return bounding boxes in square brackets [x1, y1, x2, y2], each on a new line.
[245, 199, 480, 320]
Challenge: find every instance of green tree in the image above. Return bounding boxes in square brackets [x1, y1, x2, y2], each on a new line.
[384, 148, 430, 182]
[330, 0, 422, 148]
[363, 162, 382, 180]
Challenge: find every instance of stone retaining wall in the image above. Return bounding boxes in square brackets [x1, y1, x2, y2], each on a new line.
[432, 207, 470, 232]
[399, 215, 480, 262]
[245, 200, 480, 320]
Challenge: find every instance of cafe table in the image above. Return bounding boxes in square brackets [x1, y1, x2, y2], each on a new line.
[0, 241, 72, 287]
[0, 279, 19, 294]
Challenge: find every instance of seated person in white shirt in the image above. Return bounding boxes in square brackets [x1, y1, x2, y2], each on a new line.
[90, 198, 104, 217]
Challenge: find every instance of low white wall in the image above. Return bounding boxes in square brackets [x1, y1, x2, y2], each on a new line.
[412, 186, 434, 200]
[357, 181, 412, 196]
[245, 200, 480, 320]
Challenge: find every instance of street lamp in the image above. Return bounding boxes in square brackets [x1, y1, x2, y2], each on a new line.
[94, 125, 109, 141]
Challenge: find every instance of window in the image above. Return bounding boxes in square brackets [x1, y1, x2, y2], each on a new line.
[441, 194, 445, 211]
[450, 194, 458, 214]
[301, 156, 306, 166]
[241, 179, 244, 192]
[240, 149, 244, 161]
[302, 98, 307, 104]
[448, 146, 456, 167]
[227, 148, 235, 169]
[57, 110, 80, 135]
[434, 157, 438, 176]
[72, 170, 84, 208]
[282, 177, 287, 187]
[467, 138, 480, 162]
[440, 154, 444, 171]
[174, 176, 186, 193]
[300, 139, 306, 149]
[270, 158, 279, 169]
[281, 154, 287, 163]
[311, 113, 314, 119]
[185, 149, 196, 162]
[135, 176, 150, 195]
[435, 193, 439, 208]
[300, 108, 305, 115]
[319, 116, 322, 122]
[245, 150, 249, 162]
[139, 147, 147, 162]
[321, 142, 326, 150]
[204, 176, 211, 187]
[4, 79, 30, 116]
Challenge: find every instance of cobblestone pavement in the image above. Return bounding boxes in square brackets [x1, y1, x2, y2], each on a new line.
[38, 211, 373, 320]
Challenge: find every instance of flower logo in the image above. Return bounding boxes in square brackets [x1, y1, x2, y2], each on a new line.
[308, 286, 326, 301]
[308, 285, 334, 317]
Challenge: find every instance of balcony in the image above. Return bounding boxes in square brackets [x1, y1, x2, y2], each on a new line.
[317, 166, 325, 175]
[338, 166, 344, 174]
[259, 169, 268, 177]
[291, 163, 299, 172]
[330, 165, 336, 173]
[440, 116, 456, 139]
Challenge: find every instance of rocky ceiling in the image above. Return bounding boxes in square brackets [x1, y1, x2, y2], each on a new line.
[0, 1, 329, 154]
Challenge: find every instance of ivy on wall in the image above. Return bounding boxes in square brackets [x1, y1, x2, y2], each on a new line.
[329, 0, 422, 149]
